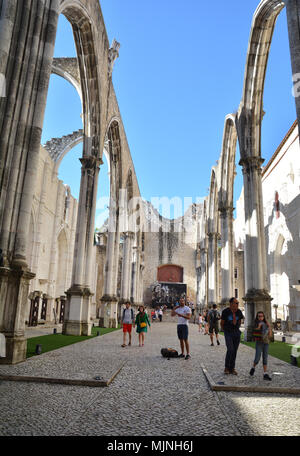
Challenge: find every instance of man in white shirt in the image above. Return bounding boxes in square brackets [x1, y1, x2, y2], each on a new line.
[171, 296, 192, 359]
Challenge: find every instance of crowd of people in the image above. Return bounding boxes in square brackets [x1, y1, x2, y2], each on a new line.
[120, 297, 273, 380]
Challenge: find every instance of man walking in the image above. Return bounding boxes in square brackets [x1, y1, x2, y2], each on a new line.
[121, 301, 135, 347]
[208, 304, 221, 346]
[171, 296, 192, 360]
[221, 297, 244, 375]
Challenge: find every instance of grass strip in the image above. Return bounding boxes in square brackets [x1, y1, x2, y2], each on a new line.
[26, 326, 120, 359]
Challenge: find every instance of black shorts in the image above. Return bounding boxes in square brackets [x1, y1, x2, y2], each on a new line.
[177, 324, 189, 340]
[209, 323, 219, 334]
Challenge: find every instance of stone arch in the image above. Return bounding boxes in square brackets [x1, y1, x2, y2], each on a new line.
[218, 114, 237, 211]
[59, 1, 102, 156]
[55, 228, 69, 298]
[237, 0, 285, 160]
[52, 58, 82, 101]
[234, 0, 288, 338]
[207, 168, 219, 235]
[217, 114, 238, 307]
[272, 233, 290, 318]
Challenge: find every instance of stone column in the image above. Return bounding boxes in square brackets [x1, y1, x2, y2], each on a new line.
[207, 233, 217, 307]
[239, 156, 272, 340]
[132, 246, 141, 304]
[46, 181, 65, 323]
[286, 0, 300, 130]
[0, 0, 59, 364]
[199, 248, 207, 311]
[120, 232, 134, 302]
[63, 156, 102, 336]
[100, 207, 119, 328]
[219, 206, 235, 309]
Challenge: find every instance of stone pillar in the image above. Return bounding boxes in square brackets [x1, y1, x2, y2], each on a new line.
[286, 0, 300, 130]
[199, 248, 207, 311]
[239, 156, 272, 340]
[132, 246, 141, 304]
[120, 232, 134, 302]
[47, 181, 65, 323]
[100, 203, 119, 328]
[207, 233, 217, 307]
[0, 0, 59, 363]
[63, 156, 102, 336]
[0, 267, 35, 364]
[219, 206, 234, 309]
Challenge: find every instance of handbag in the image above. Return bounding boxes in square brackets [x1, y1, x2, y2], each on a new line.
[140, 322, 147, 328]
[262, 332, 270, 344]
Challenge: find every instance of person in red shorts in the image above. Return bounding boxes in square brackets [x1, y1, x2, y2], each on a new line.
[121, 301, 135, 347]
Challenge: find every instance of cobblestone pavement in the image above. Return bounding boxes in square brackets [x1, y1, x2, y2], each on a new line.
[0, 322, 299, 436]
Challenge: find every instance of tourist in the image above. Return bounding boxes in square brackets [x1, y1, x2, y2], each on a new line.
[203, 309, 209, 335]
[171, 296, 192, 360]
[121, 301, 135, 347]
[158, 308, 163, 322]
[151, 309, 156, 322]
[135, 305, 151, 347]
[221, 297, 244, 375]
[250, 311, 272, 381]
[208, 304, 221, 346]
[198, 313, 204, 333]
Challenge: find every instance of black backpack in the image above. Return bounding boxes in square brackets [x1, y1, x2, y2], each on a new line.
[161, 348, 179, 359]
[210, 310, 220, 324]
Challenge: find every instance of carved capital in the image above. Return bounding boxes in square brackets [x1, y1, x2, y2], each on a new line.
[218, 205, 234, 218]
[239, 156, 264, 175]
[79, 155, 102, 171]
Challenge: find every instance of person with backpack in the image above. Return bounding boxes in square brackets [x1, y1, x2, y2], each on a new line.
[208, 304, 221, 346]
[249, 311, 272, 381]
[121, 301, 135, 347]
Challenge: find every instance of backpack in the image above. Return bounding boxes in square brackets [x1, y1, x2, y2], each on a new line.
[122, 308, 134, 322]
[161, 348, 179, 359]
[210, 310, 220, 324]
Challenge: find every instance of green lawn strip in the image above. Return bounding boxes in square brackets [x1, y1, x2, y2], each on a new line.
[219, 331, 296, 366]
[26, 326, 120, 358]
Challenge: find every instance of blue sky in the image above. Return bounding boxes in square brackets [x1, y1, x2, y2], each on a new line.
[42, 0, 296, 227]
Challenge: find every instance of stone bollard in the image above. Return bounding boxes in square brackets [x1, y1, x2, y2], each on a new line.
[35, 344, 42, 355]
[290, 355, 297, 366]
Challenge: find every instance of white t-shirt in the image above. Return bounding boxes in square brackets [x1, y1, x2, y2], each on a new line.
[122, 308, 134, 324]
[175, 306, 192, 325]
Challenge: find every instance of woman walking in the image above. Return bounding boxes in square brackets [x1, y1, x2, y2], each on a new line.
[250, 311, 272, 381]
[203, 309, 209, 335]
[198, 314, 204, 333]
[135, 305, 151, 347]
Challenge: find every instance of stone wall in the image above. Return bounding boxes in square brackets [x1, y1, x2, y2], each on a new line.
[142, 202, 201, 307]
